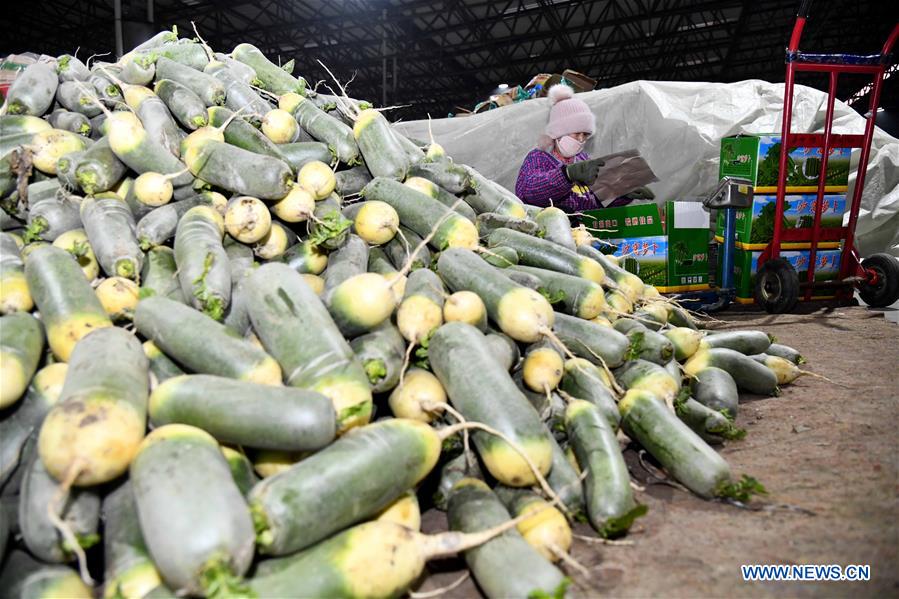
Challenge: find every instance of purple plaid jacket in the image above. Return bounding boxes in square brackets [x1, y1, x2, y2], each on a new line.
[515, 148, 601, 213]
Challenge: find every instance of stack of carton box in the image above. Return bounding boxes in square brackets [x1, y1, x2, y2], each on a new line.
[582, 201, 710, 293]
[715, 134, 851, 301]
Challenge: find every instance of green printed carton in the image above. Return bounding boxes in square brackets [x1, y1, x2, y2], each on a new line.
[581, 203, 663, 239]
[714, 193, 847, 248]
[719, 134, 851, 191]
[720, 246, 843, 300]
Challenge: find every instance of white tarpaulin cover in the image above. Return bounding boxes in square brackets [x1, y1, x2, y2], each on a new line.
[396, 80, 899, 257]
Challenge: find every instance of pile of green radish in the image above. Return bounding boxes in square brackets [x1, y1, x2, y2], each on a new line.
[0, 27, 811, 599]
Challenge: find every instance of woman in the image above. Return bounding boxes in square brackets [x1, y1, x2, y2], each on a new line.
[515, 84, 651, 214]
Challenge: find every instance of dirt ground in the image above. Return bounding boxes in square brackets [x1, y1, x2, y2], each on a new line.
[413, 305, 899, 598]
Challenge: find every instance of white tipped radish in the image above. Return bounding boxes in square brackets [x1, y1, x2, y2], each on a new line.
[327, 272, 397, 336]
[225, 196, 272, 244]
[298, 160, 336, 200]
[384, 273, 407, 303]
[253, 450, 308, 478]
[425, 141, 445, 161]
[591, 314, 614, 328]
[375, 489, 421, 531]
[301, 273, 325, 295]
[96, 277, 140, 321]
[52, 229, 99, 281]
[278, 92, 303, 114]
[253, 221, 291, 260]
[388, 368, 446, 423]
[270, 185, 315, 223]
[354, 201, 399, 245]
[261, 108, 299, 144]
[133, 169, 189, 207]
[29, 129, 88, 174]
[571, 225, 593, 247]
[443, 290, 486, 328]
[522, 345, 564, 393]
[206, 190, 229, 215]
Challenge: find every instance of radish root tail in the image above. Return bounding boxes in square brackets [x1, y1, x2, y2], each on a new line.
[47, 459, 93, 586]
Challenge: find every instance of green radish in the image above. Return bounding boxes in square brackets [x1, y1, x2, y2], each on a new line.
[24, 246, 112, 361]
[0, 114, 53, 135]
[665, 326, 704, 361]
[308, 196, 351, 251]
[55, 81, 102, 117]
[375, 489, 421, 531]
[0, 232, 33, 313]
[433, 453, 481, 511]
[352, 108, 409, 179]
[404, 176, 477, 222]
[397, 268, 445, 344]
[136, 193, 220, 249]
[335, 165, 373, 196]
[350, 321, 406, 393]
[667, 304, 698, 329]
[685, 348, 779, 396]
[510, 264, 606, 319]
[0, 551, 92, 599]
[117, 84, 184, 159]
[663, 358, 681, 382]
[577, 243, 644, 302]
[244, 263, 372, 432]
[173, 205, 231, 319]
[222, 446, 260, 497]
[388, 368, 447, 423]
[204, 61, 272, 122]
[559, 357, 620, 430]
[140, 247, 187, 304]
[363, 178, 478, 250]
[606, 289, 634, 317]
[619, 388, 732, 498]
[290, 95, 359, 164]
[74, 137, 127, 195]
[438, 248, 553, 343]
[280, 239, 329, 274]
[119, 52, 156, 85]
[39, 326, 148, 487]
[154, 79, 208, 130]
[232, 43, 306, 94]
[186, 139, 293, 200]
[489, 227, 605, 285]
[368, 246, 398, 275]
[485, 330, 520, 371]
[134, 42, 209, 71]
[249, 418, 440, 556]
[765, 342, 805, 365]
[131, 425, 255, 596]
[47, 109, 92, 137]
[250, 517, 540, 599]
[88, 71, 124, 108]
[482, 245, 520, 267]
[134, 296, 282, 385]
[326, 271, 397, 338]
[213, 52, 258, 83]
[280, 141, 336, 171]
[625, 328, 675, 365]
[25, 193, 82, 243]
[477, 212, 542, 240]
[462, 174, 527, 220]
[149, 374, 336, 451]
[222, 240, 255, 336]
[566, 399, 643, 538]
[125, 28, 179, 54]
[690, 366, 739, 415]
[430, 322, 553, 486]
[535, 206, 576, 250]
[56, 55, 91, 82]
[51, 229, 100, 282]
[392, 129, 426, 165]
[4, 62, 58, 115]
[106, 111, 193, 187]
[80, 196, 143, 280]
[143, 341, 185, 388]
[154, 56, 225, 107]
[615, 359, 680, 403]
[700, 330, 772, 355]
[675, 396, 745, 443]
[19, 449, 100, 563]
[552, 311, 630, 368]
[383, 225, 431, 271]
[50, 149, 82, 197]
[0, 363, 67, 488]
[206, 106, 289, 163]
[750, 354, 802, 385]
[102, 480, 168, 599]
[545, 433, 585, 514]
[95, 277, 140, 321]
[447, 478, 569, 598]
[408, 158, 470, 194]
[28, 129, 89, 175]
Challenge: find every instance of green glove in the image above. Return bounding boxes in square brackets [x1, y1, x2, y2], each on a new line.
[565, 158, 605, 185]
[624, 187, 655, 200]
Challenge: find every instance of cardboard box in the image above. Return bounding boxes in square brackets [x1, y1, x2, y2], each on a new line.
[562, 69, 597, 92]
[719, 134, 851, 191]
[714, 193, 847, 249]
[720, 246, 842, 299]
[590, 201, 711, 292]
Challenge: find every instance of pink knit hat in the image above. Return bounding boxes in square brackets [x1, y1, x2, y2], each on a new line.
[544, 84, 595, 139]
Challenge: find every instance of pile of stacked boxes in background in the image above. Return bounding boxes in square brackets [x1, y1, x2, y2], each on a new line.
[716, 134, 851, 303]
[584, 201, 712, 294]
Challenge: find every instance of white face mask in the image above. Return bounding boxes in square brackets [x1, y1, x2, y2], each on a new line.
[556, 135, 584, 158]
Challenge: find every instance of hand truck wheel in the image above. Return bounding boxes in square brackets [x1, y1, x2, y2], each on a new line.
[754, 258, 800, 313]
[858, 253, 899, 308]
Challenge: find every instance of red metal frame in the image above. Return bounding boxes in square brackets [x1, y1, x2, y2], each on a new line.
[758, 6, 898, 302]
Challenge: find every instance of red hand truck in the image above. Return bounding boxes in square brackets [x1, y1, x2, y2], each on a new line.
[754, 1, 899, 313]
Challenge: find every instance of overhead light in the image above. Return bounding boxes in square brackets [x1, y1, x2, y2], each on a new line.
[498, 83, 509, 90]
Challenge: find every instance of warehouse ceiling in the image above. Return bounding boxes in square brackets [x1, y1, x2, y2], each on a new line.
[3, 0, 897, 120]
